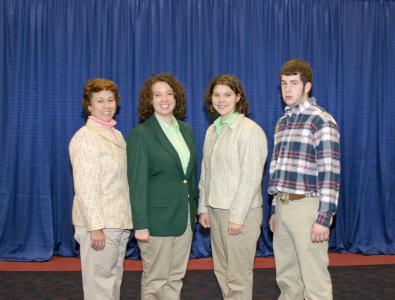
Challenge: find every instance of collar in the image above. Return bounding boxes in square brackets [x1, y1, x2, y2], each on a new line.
[214, 112, 241, 134]
[88, 116, 117, 131]
[285, 97, 316, 116]
[155, 114, 179, 130]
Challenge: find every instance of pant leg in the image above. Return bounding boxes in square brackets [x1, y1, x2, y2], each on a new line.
[286, 197, 332, 300]
[113, 229, 130, 300]
[162, 217, 193, 299]
[139, 225, 192, 300]
[74, 226, 128, 300]
[225, 207, 262, 300]
[209, 207, 229, 298]
[210, 207, 262, 300]
[274, 197, 333, 300]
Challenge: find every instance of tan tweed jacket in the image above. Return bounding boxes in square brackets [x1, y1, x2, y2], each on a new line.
[198, 114, 267, 225]
[69, 119, 132, 231]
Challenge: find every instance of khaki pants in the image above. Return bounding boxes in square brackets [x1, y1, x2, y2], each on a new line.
[209, 207, 262, 300]
[74, 227, 130, 300]
[138, 219, 193, 300]
[273, 196, 332, 300]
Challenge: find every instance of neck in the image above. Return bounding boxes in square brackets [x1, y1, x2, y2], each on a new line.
[155, 113, 173, 125]
[220, 111, 236, 121]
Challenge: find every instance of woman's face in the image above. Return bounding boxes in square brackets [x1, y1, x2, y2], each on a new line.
[151, 81, 176, 119]
[88, 90, 117, 122]
[211, 84, 240, 118]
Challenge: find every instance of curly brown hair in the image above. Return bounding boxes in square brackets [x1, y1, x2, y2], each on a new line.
[204, 74, 249, 118]
[81, 78, 120, 117]
[138, 73, 186, 120]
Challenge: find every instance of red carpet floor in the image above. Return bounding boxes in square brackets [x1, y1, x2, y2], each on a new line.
[1, 253, 394, 271]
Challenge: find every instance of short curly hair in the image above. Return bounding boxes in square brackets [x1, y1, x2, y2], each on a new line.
[138, 73, 186, 120]
[204, 74, 249, 118]
[81, 78, 120, 117]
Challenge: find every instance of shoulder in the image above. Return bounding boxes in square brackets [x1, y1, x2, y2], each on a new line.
[238, 116, 266, 137]
[307, 104, 338, 128]
[177, 119, 194, 133]
[70, 126, 97, 147]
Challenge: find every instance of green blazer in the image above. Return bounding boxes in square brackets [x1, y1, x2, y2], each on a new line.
[127, 115, 197, 236]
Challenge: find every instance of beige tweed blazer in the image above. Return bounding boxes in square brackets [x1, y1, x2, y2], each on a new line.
[198, 114, 267, 225]
[69, 119, 132, 231]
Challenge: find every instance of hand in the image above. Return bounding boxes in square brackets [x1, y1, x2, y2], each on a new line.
[90, 229, 106, 251]
[310, 223, 330, 243]
[199, 213, 211, 229]
[135, 229, 150, 243]
[269, 215, 276, 232]
[228, 222, 243, 235]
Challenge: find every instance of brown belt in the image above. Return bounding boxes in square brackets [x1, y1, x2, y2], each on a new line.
[278, 192, 312, 204]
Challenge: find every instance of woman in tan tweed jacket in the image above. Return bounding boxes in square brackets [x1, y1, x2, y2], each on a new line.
[69, 78, 132, 300]
[198, 75, 267, 300]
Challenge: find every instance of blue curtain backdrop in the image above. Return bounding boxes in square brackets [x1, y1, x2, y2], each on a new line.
[1, 0, 394, 261]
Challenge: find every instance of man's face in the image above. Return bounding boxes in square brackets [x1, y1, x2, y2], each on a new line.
[280, 73, 311, 107]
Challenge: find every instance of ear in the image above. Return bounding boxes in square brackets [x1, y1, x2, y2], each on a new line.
[236, 94, 241, 102]
[87, 105, 92, 112]
[304, 82, 312, 94]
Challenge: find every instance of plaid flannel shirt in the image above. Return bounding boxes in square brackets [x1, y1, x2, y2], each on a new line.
[268, 97, 340, 227]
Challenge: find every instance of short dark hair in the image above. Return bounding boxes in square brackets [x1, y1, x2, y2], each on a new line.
[204, 74, 249, 118]
[138, 73, 186, 120]
[280, 59, 313, 85]
[81, 78, 120, 116]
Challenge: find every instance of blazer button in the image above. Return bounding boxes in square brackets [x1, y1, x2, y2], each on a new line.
[183, 179, 188, 184]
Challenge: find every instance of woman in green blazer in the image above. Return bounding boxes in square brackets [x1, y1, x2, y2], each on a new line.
[127, 73, 197, 300]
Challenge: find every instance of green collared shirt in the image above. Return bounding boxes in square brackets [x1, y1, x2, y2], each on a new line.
[214, 112, 240, 135]
[156, 115, 190, 174]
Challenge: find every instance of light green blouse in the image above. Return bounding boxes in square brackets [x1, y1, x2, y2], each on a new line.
[214, 112, 240, 135]
[156, 115, 190, 174]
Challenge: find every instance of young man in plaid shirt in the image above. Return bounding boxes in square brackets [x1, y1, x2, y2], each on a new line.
[268, 59, 340, 300]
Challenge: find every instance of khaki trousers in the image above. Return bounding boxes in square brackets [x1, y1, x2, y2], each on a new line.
[273, 196, 332, 300]
[209, 207, 262, 300]
[138, 219, 193, 300]
[74, 226, 130, 300]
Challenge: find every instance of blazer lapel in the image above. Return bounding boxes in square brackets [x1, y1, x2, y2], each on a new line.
[178, 121, 195, 178]
[147, 116, 185, 174]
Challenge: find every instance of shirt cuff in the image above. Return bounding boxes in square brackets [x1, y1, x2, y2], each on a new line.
[271, 204, 276, 216]
[198, 206, 208, 214]
[315, 212, 332, 228]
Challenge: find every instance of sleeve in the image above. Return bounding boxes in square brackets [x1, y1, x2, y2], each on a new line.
[198, 130, 210, 214]
[229, 124, 268, 224]
[314, 119, 341, 227]
[69, 132, 105, 231]
[127, 129, 150, 230]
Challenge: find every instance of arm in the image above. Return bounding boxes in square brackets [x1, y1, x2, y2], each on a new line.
[70, 132, 105, 231]
[314, 120, 341, 228]
[198, 131, 210, 228]
[229, 124, 268, 226]
[127, 130, 150, 235]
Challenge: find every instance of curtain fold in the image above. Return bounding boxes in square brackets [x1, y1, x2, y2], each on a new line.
[0, 0, 394, 261]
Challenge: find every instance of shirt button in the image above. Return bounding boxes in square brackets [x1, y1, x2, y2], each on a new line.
[188, 194, 190, 198]
[183, 180, 188, 184]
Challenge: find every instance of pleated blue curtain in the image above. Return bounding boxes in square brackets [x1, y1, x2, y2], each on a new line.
[0, 0, 394, 261]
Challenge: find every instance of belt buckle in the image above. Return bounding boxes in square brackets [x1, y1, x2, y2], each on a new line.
[279, 193, 289, 204]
